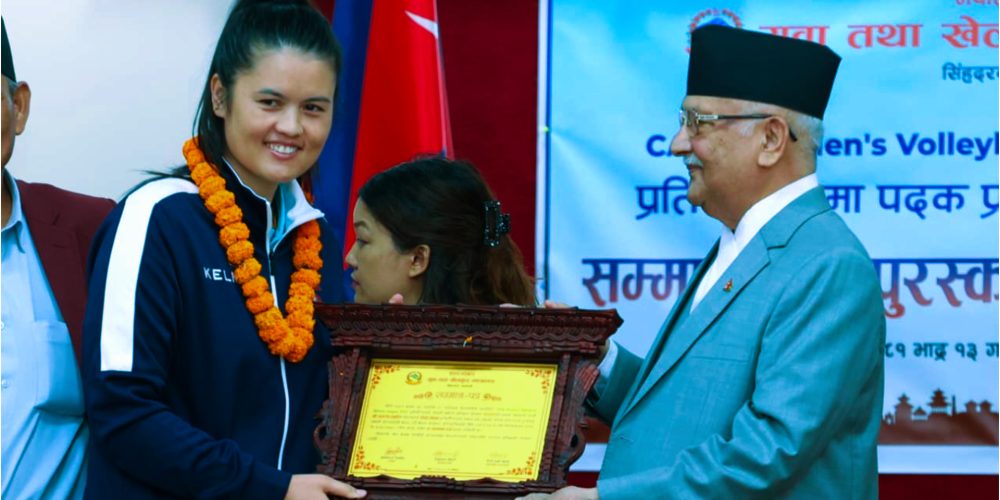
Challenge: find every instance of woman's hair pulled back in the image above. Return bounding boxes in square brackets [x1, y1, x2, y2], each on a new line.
[358, 157, 535, 306]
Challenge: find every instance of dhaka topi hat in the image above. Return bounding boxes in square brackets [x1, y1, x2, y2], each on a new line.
[687, 25, 841, 119]
[2, 18, 15, 82]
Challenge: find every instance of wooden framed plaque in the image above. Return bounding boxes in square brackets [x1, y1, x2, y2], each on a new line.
[313, 304, 622, 499]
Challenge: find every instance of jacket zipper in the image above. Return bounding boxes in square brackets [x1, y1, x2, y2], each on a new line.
[265, 202, 292, 471]
[221, 159, 314, 471]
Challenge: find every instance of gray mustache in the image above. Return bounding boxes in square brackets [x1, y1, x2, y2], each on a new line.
[683, 155, 703, 167]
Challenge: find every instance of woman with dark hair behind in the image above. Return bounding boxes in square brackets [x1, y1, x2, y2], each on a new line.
[82, 1, 364, 498]
[346, 157, 535, 307]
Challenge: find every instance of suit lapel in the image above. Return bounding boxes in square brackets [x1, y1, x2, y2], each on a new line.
[621, 239, 770, 418]
[618, 186, 833, 420]
[627, 245, 715, 393]
[19, 182, 87, 358]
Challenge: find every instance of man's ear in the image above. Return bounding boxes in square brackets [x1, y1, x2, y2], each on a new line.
[12, 82, 30, 135]
[408, 244, 430, 278]
[758, 116, 791, 168]
[210, 74, 227, 117]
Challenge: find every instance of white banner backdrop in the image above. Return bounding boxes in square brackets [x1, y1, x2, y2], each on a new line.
[538, 0, 999, 474]
[1, 1, 233, 201]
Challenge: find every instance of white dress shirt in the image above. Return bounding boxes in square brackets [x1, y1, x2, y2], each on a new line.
[689, 173, 820, 311]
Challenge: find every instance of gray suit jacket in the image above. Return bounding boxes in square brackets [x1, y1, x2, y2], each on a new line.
[591, 187, 885, 499]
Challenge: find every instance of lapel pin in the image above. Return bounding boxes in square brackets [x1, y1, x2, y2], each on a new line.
[723, 279, 733, 292]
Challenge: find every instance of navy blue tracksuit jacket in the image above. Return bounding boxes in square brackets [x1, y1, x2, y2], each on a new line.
[82, 166, 344, 499]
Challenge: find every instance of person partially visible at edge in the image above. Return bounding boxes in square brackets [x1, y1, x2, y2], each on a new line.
[346, 156, 535, 307]
[81, 1, 364, 498]
[519, 25, 885, 500]
[0, 17, 115, 500]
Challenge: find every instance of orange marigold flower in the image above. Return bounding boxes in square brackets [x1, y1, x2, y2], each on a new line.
[297, 220, 320, 238]
[299, 329, 315, 347]
[183, 140, 203, 164]
[183, 137, 200, 153]
[267, 339, 291, 357]
[215, 206, 244, 226]
[285, 296, 313, 315]
[190, 163, 216, 185]
[199, 176, 226, 200]
[288, 282, 315, 301]
[293, 237, 314, 253]
[295, 329, 315, 350]
[220, 223, 250, 248]
[183, 141, 206, 164]
[246, 292, 275, 314]
[271, 335, 297, 356]
[254, 308, 283, 329]
[294, 236, 322, 253]
[284, 335, 310, 362]
[241, 276, 269, 298]
[227, 240, 255, 264]
[284, 347, 305, 363]
[288, 313, 315, 331]
[198, 171, 223, 189]
[205, 190, 236, 214]
[259, 326, 286, 343]
[187, 150, 206, 166]
[293, 251, 323, 270]
[305, 239, 323, 253]
[291, 269, 321, 289]
[233, 258, 262, 284]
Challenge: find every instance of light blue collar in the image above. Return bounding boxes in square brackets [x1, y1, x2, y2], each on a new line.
[2, 170, 27, 253]
[220, 159, 325, 250]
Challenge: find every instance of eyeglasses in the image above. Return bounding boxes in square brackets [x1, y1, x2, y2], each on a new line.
[679, 108, 798, 142]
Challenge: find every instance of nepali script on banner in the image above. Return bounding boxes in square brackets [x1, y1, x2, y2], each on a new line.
[539, 0, 998, 474]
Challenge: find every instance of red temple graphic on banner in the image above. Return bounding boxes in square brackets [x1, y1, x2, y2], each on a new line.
[880, 389, 999, 445]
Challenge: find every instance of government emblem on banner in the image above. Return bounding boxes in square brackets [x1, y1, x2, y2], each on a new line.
[687, 8, 743, 52]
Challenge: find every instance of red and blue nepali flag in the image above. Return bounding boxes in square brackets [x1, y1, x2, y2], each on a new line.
[312, 0, 453, 298]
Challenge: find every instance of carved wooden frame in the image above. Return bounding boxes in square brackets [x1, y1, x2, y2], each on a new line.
[313, 303, 621, 499]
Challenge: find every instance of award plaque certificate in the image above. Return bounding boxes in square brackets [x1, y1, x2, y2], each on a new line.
[314, 304, 622, 499]
[349, 360, 556, 481]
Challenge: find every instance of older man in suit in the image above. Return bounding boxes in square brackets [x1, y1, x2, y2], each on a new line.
[522, 25, 885, 500]
[1, 18, 114, 499]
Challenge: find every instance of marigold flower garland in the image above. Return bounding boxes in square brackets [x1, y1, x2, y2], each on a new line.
[183, 137, 322, 362]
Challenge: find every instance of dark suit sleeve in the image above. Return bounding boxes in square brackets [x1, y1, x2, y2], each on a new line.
[587, 343, 644, 425]
[597, 249, 885, 499]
